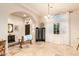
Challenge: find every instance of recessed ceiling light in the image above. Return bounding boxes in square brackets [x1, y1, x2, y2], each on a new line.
[23, 14, 27, 17]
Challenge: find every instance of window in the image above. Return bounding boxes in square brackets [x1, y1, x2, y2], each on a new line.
[53, 23, 60, 34]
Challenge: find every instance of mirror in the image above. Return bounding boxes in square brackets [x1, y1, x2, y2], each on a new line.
[8, 24, 13, 33]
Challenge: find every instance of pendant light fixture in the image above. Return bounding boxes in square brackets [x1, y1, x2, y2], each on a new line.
[44, 3, 53, 19]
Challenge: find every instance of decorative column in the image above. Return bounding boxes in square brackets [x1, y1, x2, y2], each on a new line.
[68, 11, 73, 46]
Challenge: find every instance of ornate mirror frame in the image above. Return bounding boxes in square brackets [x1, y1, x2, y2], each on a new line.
[8, 24, 13, 33]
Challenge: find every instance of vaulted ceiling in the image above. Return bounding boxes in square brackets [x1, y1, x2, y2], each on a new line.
[21, 3, 79, 16]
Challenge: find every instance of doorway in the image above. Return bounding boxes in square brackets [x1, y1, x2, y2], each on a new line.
[25, 24, 30, 35]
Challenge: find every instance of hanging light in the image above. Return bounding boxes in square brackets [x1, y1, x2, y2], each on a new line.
[45, 3, 50, 19]
[25, 17, 30, 24]
[44, 3, 53, 19]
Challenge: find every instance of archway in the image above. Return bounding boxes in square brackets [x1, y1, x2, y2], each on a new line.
[8, 11, 36, 47]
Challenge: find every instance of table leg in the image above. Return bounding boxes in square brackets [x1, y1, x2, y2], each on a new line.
[19, 42, 22, 48]
[19, 39, 23, 48]
[76, 44, 79, 50]
[30, 40, 32, 44]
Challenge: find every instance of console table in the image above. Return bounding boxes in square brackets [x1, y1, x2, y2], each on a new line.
[19, 36, 32, 48]
[76, 38, 79, 50]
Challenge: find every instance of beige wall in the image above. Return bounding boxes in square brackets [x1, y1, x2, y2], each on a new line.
[8, 16, 25, 42]
[0, 13, 8, 41]
[8, 15, 36, 42]
[0, 5, 8, 41]
[1, 3, 79, 48]
[70, 10, 79, 47]
[0, 4, 39, 54]
[39, 13, 70, 45]
[39, 10, 79, 47]
[0, 4, 8, 54]
[0, 3, 39, 41]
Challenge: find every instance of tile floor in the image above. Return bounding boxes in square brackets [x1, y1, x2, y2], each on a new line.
[7, 42, 79, 56]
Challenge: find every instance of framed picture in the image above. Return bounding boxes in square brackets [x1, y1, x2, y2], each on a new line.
[8, 24, 13, 33]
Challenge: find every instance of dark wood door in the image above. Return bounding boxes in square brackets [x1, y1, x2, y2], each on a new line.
[25, 24, 30, 35]
[35, 27, 45, 42]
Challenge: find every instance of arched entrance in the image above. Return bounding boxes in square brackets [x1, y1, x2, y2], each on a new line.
[8, 11, 36, 46]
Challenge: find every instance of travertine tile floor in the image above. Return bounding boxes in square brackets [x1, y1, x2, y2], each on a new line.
[7, 42, 79, 56]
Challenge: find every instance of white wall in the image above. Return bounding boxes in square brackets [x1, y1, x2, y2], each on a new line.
[8, 15, 36, 42]
[0, 3, 39, 55]
[0, 4, 8, 54]
[0, 11, 8, 41]
[0, 3, 39, 41]
[0, 3, 79, 49]
[8, 16, 25, 42]
[70, 10, 79, 47]
[40, 10, 79, 47]
[29, 19, 36, 42]
[0, 5, 8, 41]
[40, 13, 70, 45]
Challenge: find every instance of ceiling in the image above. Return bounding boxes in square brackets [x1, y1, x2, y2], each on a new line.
[10, 3, 79, 18]
[11, 11, 31, 19]
[21, 3, 79, 16]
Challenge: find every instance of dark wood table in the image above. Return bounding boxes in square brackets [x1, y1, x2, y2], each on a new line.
[76, 44, 79, 50]
[0, 40, 6, 56]
[76, 38, 79, 50]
